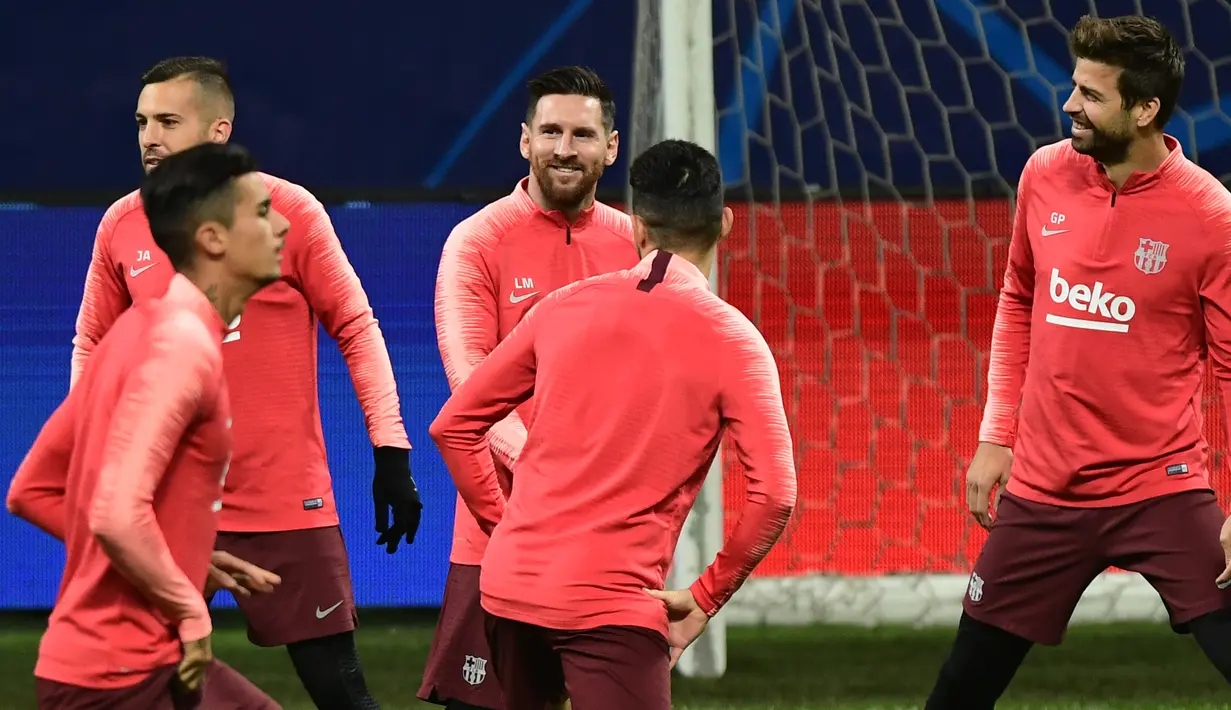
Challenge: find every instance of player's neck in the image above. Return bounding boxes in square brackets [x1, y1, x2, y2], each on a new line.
[661, 247, 715, 282]
[181, 268, 253, 325]
[1102, 133, 1169, 189]
[527, 175, 594, 223]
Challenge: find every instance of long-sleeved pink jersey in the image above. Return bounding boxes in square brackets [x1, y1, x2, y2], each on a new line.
[981, 135, 1231, 507]
[72, 174, 408, 532]
[433, 178, 639, 565]
[8, 275, 229, 689]
[430, 250, 798, 636]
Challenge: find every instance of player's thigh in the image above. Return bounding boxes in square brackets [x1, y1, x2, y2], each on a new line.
[418, 564, 505, 707]
[553, 625, 671, 710]
[1106, 490, 1231, 630]
[216, 527, 357, 647]
[963, 491, 1105, 646]
[194, 660, 281, 709]
[484, 613, 566, 710]
[35, 666, 179, 710]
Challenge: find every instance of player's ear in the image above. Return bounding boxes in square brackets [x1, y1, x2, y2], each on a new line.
[719, 206, 734, 241]
[194, 221, 228, 260]
[1135, 98, 1161, 129]
[520, 123, 531, 160]
[605, 129, 619, 167]
[209, 118, 232, 145]
[631, 214, 653, 256]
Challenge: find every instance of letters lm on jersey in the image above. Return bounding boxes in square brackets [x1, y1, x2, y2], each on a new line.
[1037, 210, 1176, 335]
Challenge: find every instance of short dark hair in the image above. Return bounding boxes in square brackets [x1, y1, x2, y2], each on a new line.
[141, 56, 235, 119]
[629, 139, 725, 252]
[526, 66, 616, 133]
[140, 143, 259, 270]
[1069, 15, 1184, 128]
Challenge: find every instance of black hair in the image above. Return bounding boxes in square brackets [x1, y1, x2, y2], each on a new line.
[140, 142, 259, 270]
[1069, 15, 1184, 128]
[629, 139, 725, 252]
[141, 56, 235, 119]
[526, 66, 615, 133]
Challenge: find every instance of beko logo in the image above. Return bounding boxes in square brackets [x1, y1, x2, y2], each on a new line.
[1046, 268, 1136, 333]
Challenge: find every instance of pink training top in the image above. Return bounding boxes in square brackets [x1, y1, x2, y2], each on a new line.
[8, 274, 230, 689]
[72, 174, 408, 532]
[981, 136, 1231, 507]
[433, 177, 638, 565]
[431, 250, 798, 636]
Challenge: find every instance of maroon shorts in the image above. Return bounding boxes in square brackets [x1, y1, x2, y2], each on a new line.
[35, 660, 278, 709]
[213, 526, 357, 647]
[483, 613, 671, 710]
[418, 563, 504, 708]
[964, 489, 1231, 646]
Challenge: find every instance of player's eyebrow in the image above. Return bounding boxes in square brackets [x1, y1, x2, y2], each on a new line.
[135, 111, 183, 122]
[1072, 80, 1105, 101]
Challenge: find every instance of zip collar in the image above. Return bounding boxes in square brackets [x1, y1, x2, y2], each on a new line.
[511, 176, 596, 230]
[1087, 134, 1187, 195]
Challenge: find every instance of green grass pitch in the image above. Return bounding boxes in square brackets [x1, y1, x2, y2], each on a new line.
[0, 612, 1224, 708]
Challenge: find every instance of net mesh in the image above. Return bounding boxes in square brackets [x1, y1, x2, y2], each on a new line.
[705, 0, 1231, 624]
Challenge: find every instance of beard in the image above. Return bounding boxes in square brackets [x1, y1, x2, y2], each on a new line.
[1069, 114, 1133, 165]
[530, 155, 605, 211]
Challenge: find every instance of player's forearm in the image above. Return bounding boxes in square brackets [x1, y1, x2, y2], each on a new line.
[430, 414, 507, 532]
[691, 479, 796, 616]
[338, 320, 411, 449]
[977, 289, 1032, 446]
[89, 509, 212, 641]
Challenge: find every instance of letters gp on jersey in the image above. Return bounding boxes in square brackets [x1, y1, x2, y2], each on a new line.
[1047, 268, 1137, 333]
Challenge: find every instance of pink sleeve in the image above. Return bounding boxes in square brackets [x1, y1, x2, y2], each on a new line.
[71, 211, 132, 389]
[690, 313, 797, 616]
[89, 314, 216, 643]
[435, 219, 527, 469]
[287, 190, 409, 449]
[978, 158, 1037, 446]
[1198, 189, 1231, 460]
[429, 301, 546, 535]
[6, 396, 76, 540]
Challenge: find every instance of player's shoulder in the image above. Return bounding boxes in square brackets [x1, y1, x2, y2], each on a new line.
[1166, 154, 1231, 221]
[261, 172, 326, 216]
[1024, 139, 1084, 179]
[97, 188, 147, 240]
[444, 190, 536, 252]
[590, 200, 635, 243]
[148, 303, 222, 367]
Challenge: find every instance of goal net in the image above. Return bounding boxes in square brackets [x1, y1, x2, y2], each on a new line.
[633, 0, 1231, 672]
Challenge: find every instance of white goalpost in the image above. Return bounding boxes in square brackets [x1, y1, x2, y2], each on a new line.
[633, 0, 1180, 682]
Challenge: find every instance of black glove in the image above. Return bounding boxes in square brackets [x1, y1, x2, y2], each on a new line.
[372, 446, 423, 554]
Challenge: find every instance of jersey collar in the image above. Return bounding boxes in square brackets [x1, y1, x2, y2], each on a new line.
[636, 249, 711, 288]
[512, 176, 597, 229]
[1091, 134, 1187, 193]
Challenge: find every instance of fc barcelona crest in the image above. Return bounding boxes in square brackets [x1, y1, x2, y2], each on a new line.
[1133, 238, 1169, 275]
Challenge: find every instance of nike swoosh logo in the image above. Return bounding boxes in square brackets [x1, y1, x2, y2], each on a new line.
[1040, 227, 1069, 237]
[509, 291, 540, 304]
[315, 600, 344, 619]
[129, 263, 157, 277]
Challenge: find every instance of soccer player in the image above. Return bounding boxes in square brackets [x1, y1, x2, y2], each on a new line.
[925, 15, 1231, 708]
[419, 65, 638, 710]
[429, 139, 798, 710]
[72, 57, 420, 709]
[6, 142, 283, 709]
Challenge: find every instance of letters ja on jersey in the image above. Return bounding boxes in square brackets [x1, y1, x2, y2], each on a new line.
[1040, 211, 1170, 334]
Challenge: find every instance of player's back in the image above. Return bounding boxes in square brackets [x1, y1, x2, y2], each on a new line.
[42, 276, 230, 689]
[480, 250, 781, 635]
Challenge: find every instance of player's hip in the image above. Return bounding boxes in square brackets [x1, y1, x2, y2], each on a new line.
[35, 636, 181, 690]
[217, 490, 338, 531]
[1008, 446, 1212, 505]
[478, 582, 671, 639]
